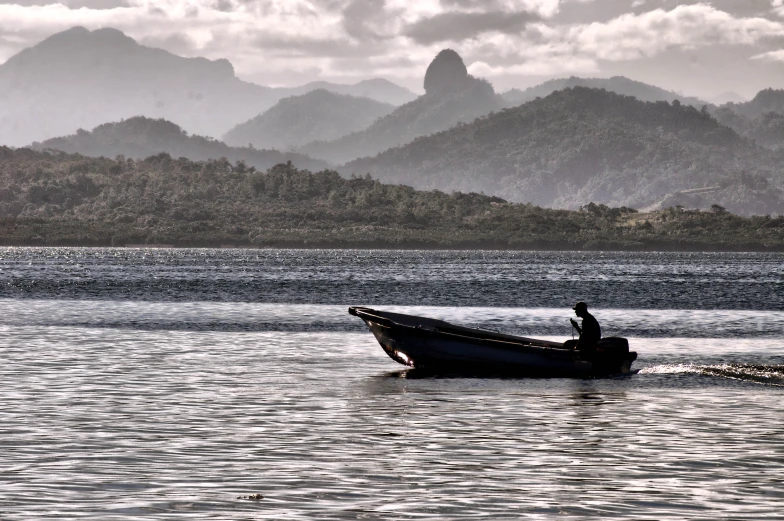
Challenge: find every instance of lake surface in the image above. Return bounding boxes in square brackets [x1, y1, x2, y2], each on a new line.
[1, 248, 782, 519]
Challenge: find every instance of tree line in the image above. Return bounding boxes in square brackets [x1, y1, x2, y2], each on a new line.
[1, 147, 783, 250]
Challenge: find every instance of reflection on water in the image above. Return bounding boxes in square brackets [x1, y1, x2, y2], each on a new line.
[2, 248, 783, 310]
[0, 249, 782, 519]
[642, 363, 784, 387]
[1, 314, 782, 519]
[2, 300, 784, 339]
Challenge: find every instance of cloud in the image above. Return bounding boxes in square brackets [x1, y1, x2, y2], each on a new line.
[404, 10, 540, 44]
[568, 5, 784, 62]
[773, 0, 784, 17]
[751, 49, 784, 61]
[0, 0, 128, 7]
[0, 0, 783, 91]
[469, 56, 599, 77]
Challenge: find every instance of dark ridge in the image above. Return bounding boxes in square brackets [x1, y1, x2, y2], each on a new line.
[343, 86, 784, 214]
[1, 147, 784, 251]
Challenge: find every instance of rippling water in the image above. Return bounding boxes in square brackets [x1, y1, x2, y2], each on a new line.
[1, 248, 782, 519]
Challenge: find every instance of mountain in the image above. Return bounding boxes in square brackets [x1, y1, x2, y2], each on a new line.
[298, 49, 503, 165]
[501, 76, 707, 108]
[721, 89, 784, 118]
[0, 27, 289, 146]
[285, 79, 417, 106]
[652, 172, 784, 216]
[0, 27, 415, 147]
[223, 90, 394, 150]
[342, 87, 782, 214]
[710, 90, 784, 149]
[709, 92, 747, 105]
[32, 117, 327, 172]
[712, 107, 784, 150]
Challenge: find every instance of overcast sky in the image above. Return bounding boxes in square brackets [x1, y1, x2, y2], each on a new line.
[1, 0, 784, 99]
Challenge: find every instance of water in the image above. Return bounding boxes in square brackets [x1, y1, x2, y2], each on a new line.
[1, 248, 782, 519]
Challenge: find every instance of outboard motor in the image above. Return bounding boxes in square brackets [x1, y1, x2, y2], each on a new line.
[595, 337, 630, 357]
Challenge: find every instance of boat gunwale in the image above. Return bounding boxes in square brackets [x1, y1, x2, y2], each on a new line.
[349, 306, 576, 355]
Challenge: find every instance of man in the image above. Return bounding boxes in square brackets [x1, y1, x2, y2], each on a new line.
[568, 301, 601, 355]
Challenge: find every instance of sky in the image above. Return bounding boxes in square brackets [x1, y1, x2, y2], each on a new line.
[1, 0, 784, 99]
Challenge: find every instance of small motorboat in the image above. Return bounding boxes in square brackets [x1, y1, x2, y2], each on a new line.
[349, 307, 637, 377]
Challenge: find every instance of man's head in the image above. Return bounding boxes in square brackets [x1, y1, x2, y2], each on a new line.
[573, 301, 588, 317]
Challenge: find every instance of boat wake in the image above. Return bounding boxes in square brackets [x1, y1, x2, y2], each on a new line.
[641, 363, 784, 387]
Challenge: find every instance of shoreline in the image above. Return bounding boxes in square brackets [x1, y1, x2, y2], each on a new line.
[2, 239, 783, 253]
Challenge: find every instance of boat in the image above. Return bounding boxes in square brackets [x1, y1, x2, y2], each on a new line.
[349, 307, 637, 377]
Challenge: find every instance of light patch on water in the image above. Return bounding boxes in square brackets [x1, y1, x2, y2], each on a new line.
[1, 250, 782, 519]
[1, 325, 782, 519]
[641, 363, 784, 387]
[2, 300, 784, 340]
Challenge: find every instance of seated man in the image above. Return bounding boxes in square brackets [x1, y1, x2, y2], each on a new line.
[565, 301, 601, 356]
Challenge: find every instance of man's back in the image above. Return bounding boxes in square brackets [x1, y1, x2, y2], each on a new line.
[580, 312, 601, 347]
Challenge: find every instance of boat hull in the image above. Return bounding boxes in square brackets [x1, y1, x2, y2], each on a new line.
[350, 307, 637, 377]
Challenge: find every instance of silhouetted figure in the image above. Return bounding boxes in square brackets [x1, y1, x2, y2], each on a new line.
[565, 302, 602, 357]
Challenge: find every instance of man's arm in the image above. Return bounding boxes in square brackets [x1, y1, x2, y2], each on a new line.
[570, 318, 582, 334]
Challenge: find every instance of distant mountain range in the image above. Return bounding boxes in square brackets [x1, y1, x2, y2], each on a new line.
[7, 27, 784, 216]
[0, 27, 416, 147]
[299, 49, 503, 165]
[223, 90, 394, 150]
[501, 76, 707, 107]
[33, 117, 327, 172]
[709, 92, 747, 105]
[720, 88, 784, 118]
[343, 87, 784, 215]
[711, 89, 784, 150]
[283, 79, 417, 106]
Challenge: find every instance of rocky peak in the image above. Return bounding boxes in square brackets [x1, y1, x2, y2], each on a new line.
[423, 49, 470, 95]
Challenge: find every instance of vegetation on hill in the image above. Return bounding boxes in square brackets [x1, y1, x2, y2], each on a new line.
[656, 172, 784, 215]
[33, 117, 327, 172]
[285, 79, 417, 106]
[1, 148, 783, 251]
[298, 50, 502, 165]
[710, 89, 784, 150]
[711, 107, 784, 150]
[501, 76, 706, 108]
[721, 89, 784, 119]
[223, 90, 394, 150]
[343, 87, 784, 214]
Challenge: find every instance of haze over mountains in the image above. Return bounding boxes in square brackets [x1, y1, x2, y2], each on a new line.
[34, 117, 327, 172]
[501, 76, 707, 108]
[224, 90, 394, 150]
[344, 87, 784, 215]
[299, 50, 503, 165]
[5, 26, 784, 217]
[0, 27, 416, 147]
[282, 79, 416, 107]
[710, 89, 784, 151]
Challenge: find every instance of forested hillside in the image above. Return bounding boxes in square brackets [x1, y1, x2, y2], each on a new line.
[709, 90, 784, 150]
[343, 87, 784, 214]
[33, 117, 327, 172]
[501, 76, 706, 108]
[298, 50, 502, 165]
[223, 90, 394, 150]
[284, 79, 417, 106]
[712, 107, 784, 150]
[1, 147, 783, 250]
[721, 89, 784, 119]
